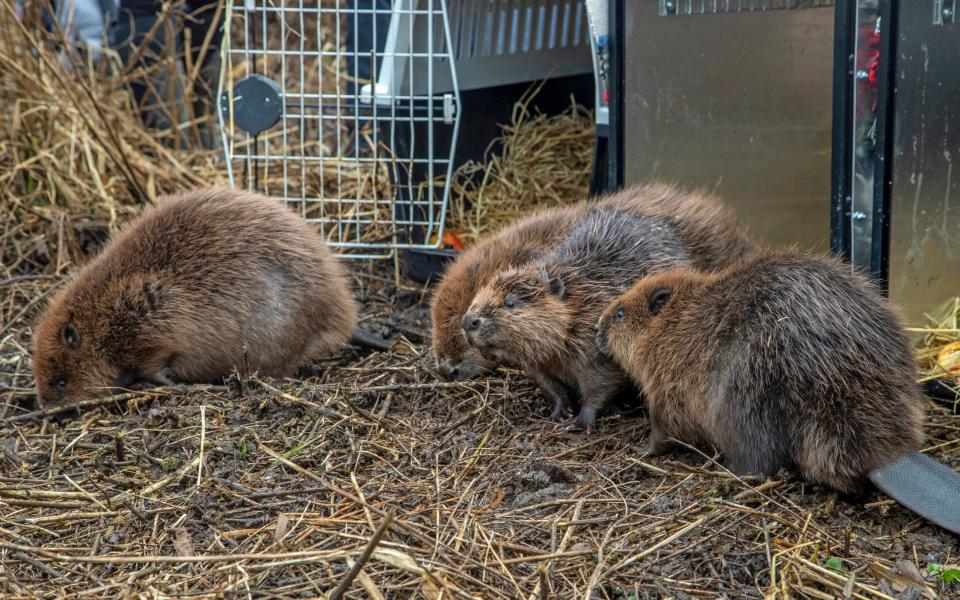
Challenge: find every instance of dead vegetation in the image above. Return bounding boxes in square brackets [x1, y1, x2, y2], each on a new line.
[0, 0, 223, 278]
[911, 297, 960, 395]
[3, 290, 960, 598]
[1, 2, 959, 598]
[445, 84, 595, 244]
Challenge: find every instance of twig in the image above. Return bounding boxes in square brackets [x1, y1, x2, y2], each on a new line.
[601, 518, 705, 578]
[538, 565, 549, 600]
[733, 479, 784, 501]
[581, 522, 617, 600]
[63, 474, 107, 510]
[197, 404, 206, 488]
[328, 512, 395, 600]
[0, 542, 344, 564]
[109, 455, 201, 503]
[0, 275, 55, 287]
[12, 550, 65, 579]
[6, 385, 226, 422]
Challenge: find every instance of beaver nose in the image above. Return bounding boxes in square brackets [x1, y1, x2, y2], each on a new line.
[461, 313, 482, 332]
[437, 361, 460, 380]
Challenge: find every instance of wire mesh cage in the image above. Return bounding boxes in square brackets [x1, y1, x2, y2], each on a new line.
[219, 0, 461, 258]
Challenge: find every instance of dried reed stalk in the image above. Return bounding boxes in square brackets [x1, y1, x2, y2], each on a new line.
[0, 0, 223, 279]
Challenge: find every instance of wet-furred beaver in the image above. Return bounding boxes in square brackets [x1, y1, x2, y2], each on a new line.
[596, 251, 960, 534]
[431, 182, 758, 382]
[463, 207, 691, 427]
[32, 187, 357, 407]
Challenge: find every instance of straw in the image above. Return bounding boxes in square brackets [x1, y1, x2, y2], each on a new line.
[445, 83, 595, 244]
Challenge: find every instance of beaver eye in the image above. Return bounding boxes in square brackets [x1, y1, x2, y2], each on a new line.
[54, 379, 67, 391]
[61, 323, 79, 348]
[615, 306, 625, 320]
[504, 298, 517, 309]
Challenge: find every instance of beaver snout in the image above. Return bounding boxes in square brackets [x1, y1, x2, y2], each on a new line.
[461, 312, 497, 350]
[437, 359, 462, 380]
[439, 357, 489, 380]
[460, 312, 483, 333]
[34, 378, 65, 408]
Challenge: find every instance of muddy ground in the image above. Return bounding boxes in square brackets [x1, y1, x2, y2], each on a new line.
[1, 262, 958, 599]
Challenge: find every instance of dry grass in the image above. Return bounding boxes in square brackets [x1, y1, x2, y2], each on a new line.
[1, 3, 959, 598]
[911, 297, 960, 393]
[445, 83, 595, 244]
[2, 279, 959, 597]
[0, 0, 223, 278]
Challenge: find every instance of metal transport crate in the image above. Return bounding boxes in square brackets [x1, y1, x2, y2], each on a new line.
[608, 0, 960, 326]
[219, 0, 593, 258]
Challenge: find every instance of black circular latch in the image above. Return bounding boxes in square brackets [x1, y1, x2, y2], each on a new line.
[220, 75, 283, 135]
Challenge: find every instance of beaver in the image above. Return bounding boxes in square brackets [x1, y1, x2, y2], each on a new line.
[32, 187, 357, 407]
[598, 182, 759, 273]
[430, 182, 758, 380]
[596, 250, 927, 492]
[462, 207, 692, 426]
[596, 251, 960, 534]
[430, 204, 588, 379]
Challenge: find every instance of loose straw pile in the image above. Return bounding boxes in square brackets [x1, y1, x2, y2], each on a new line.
[910, 297, 960, 388]
[445, 84, 595, 244]
[0, 0, 223, 277]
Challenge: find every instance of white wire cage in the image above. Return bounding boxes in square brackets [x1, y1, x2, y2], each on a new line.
[218, 0, 594, 258]
[219, 0, 462, 258]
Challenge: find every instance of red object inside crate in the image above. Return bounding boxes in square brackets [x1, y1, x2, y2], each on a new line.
[441, 231, 466, 251]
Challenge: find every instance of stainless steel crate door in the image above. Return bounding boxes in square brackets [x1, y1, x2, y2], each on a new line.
[219, 0, 461, 258]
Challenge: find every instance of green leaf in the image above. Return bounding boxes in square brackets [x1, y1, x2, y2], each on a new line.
[825, 557, 843, 573]
[942, 567, 960, 585]
[928, 563, 942, 575]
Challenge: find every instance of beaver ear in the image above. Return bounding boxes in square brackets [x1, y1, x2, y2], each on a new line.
[648, 288, 672, 315]
[547, 277, 566, 299]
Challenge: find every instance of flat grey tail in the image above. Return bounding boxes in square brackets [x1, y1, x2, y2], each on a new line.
[869, 451, 960, 535]
[349, 327, 394, 352]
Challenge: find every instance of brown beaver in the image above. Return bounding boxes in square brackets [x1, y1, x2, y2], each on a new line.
[598, 182, 759, 273]
[430, 182, 757, 380]
[32, 187, 357, 407]
[430, 204, 588, 379]
[463, 207, 693, 427]
[596, 251, 925, 493]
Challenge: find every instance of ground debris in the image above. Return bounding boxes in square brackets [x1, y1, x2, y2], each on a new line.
[2, 269, 958, 598]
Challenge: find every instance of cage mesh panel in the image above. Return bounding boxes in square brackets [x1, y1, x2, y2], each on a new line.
[220, 0, 460, 258]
